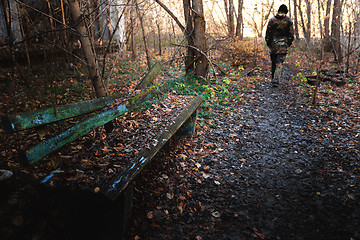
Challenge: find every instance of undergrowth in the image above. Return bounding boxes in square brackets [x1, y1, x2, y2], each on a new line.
[167, 73, 245, 119]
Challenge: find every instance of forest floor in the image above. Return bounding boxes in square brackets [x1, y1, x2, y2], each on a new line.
[127, 60, 360, 240]
[0, 45, 360, 240]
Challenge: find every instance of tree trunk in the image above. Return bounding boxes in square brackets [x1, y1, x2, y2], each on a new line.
[94, 0, 101, 40]
[288, 0, 291, 18]
[156, 20, 162, 55]
[297, 0, 310, 42]
[183, 0, 195, 74]
[305, 0, 311, 41]
[317, 0, 323, 39]
[229, 0, 235, 37]
[154, 0, 208, 78]
[130, 0, 136, 59]
[192, 0, 208, 79]
[293, 0, 299, 39]
[235, 0, 243, 39]
[135, 0, 151, 70]
[68, 0, 106, 98]
[323, 0, 332, 51]
[106, 0, 112, 41]
[331, 0, 342, 63]
[224, 0, 234, 37]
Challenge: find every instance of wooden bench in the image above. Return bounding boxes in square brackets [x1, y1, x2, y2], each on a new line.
[1, 63, 203, 239]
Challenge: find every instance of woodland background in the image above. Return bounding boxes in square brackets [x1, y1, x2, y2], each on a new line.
[1, 0, 360, 239]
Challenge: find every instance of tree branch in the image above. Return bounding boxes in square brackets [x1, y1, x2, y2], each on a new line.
[153, 0, 186, 34]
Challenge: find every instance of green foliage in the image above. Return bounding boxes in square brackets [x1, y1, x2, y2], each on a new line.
[168, 74, 244, 119]
[294, 72, 314, 96]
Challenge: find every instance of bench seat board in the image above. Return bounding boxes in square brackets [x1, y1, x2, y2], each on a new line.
[26, 104, 128, 164]
[41, 95, 203, 201]
[1, 93, 123, 134]
[103, 95, 203, 201]
[135, 61, 162, 90]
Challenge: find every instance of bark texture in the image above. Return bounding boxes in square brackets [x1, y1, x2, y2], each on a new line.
[193, 0, 208, 79]
[68, 0, 106, 98]
[331, 0, 342, 63]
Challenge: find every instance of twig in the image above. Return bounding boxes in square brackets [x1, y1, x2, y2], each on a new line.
[245, 67, 260, 76]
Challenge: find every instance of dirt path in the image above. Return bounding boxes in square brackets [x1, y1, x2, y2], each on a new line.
[130, 70, 360, 239]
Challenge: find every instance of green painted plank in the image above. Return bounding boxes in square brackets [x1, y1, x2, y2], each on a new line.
[103, 95, 203, 201]
[2, 62, 163, 134]
[2, 93, 122, 134]
[26, 104, 128, 164]
[26, 81, 168, 164]
[135, 62, 162, 90]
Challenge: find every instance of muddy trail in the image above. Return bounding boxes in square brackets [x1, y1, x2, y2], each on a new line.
[128, 70, 360, 239]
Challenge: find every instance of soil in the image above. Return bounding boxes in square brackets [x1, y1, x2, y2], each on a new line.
[1, 62, 359, 240]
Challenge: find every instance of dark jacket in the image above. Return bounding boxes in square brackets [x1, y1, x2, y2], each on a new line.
[265, 13, 294, 54]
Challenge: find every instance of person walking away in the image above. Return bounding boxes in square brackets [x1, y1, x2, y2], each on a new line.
[265, 4, 294, 87]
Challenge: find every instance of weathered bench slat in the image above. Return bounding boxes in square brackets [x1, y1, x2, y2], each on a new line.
[1, 94, 122, 134]
[26, 104, 128, 164]
[2, 62, 163, 134]
[103, 95, 203, 201]
[26, 82, 167, 164]
[135, 61, 162, 90]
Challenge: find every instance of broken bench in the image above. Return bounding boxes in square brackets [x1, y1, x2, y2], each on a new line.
[1, 63, 203, 239]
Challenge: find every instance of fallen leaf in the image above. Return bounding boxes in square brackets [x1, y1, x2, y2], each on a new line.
[179, 195, 186, 201]
[253, 228, 265, 239]
[166, 192, 174, 199]
[214, 180, 221, 185]
[94, 187, 100, 193]
[202, 172, 210, 178]
[212, 211, 221, 218]
[347, 194, 355, 200]
[147, 211, 154, 219]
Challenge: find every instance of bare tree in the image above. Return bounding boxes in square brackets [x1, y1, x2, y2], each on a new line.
[154, 0, 208, 79]
[193, 0, 208, 78]
[129, 0, 136, 59]
[68, 0, 106, 98]
[235, 0, 244, 39]
[224, 0, 235, 36]
[297, 0, 311, 42]
[183, 0, 195, 73]
[247, 1, 274, 37]
[331, 0, 342, 63]
[135, 0, 151, 70]
[323, 0, 332, 50]
[293, 0, 300, 39]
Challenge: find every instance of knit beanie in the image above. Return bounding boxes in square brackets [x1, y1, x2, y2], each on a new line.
[278, 4, 288, 14]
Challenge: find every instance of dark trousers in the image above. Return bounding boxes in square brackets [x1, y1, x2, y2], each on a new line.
[270, 53, 286, 79]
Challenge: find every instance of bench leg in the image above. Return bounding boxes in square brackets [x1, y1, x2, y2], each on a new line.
[176, 110, 198, 136]
[112, 184, 133, 239]
[121, 185, 134, 235]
